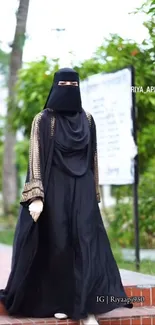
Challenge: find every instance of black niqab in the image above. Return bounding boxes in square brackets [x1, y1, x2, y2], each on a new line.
[44, 68, 91, 176]
[44, 68, 82, 113]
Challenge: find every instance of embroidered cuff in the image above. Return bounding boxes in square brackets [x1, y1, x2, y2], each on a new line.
[20, 179, 44, 203]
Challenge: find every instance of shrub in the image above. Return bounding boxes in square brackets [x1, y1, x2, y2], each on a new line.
[106, 159, 155, 248]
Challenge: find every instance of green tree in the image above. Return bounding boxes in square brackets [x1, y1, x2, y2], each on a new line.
[2, 0, 30, 215]
[12, 57, 59, 136]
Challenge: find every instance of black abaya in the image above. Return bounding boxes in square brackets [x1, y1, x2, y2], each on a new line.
[0, 108, 132, 320]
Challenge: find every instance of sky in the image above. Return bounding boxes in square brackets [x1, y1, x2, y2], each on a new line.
[0, 0, 149, 66]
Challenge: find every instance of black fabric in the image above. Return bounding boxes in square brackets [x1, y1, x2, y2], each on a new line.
[44, 68, 82, 113]
[0, 109, 133, 319]
[53, 110, 91, 176]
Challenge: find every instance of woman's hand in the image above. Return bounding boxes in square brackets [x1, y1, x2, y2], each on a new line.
[29, 199, 43, 222]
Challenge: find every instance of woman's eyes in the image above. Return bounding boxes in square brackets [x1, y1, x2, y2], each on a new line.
[58, 81, 78, 86]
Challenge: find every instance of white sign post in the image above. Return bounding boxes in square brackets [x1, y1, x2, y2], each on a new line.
[80, 67, 137, 185]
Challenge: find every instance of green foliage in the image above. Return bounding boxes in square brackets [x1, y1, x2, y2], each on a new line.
[0, 47, 10, 77]
[137, 0, 155, 16]
[138, 158, 155, 245]
[74, 59, 104, 80]
[15, 139, 29, 173]
[15, 139, 29, 196]
[11, 57, 59, 136]
[107, 159, 155, 248]
[131, 0, 155, 20]
[0, 229, 15, 245]
[107, 201, 134, 247]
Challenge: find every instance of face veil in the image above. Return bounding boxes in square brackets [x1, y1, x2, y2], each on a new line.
[42, 67, 91, 177]
[44, 68, 82, 113]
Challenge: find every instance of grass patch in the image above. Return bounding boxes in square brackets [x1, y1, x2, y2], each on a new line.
[0, 229, 15, 245]
[116, 259, 155, 275]
[112, 245, 155, 275]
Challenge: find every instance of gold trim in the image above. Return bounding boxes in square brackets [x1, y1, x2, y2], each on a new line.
[29, 112, 43, 180]
[21, 180, 44, 202]
[51, 115, 56, 136]
[22, 179, 43, 192]
[21, 112, 44, 203]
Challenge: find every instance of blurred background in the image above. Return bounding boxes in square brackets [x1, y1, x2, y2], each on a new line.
[0, 0, 155, 274]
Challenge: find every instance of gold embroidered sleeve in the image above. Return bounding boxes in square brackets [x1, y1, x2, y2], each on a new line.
[20, 112, 44, 204]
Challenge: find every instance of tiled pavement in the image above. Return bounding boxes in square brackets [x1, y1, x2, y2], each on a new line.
[0, 244, 11, 289]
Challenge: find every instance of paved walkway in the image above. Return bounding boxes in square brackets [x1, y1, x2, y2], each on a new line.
[122, 248, 155, 261]
[0, 244, 155, 289]
[0, 244, 12, 289]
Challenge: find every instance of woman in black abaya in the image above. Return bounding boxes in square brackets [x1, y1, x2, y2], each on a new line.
[0, 68, 132, 324]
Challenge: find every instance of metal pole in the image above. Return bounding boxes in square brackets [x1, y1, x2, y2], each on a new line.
[131, 65, 140, 271]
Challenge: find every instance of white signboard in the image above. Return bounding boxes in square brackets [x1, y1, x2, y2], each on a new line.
[80, 67, 137, 185]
